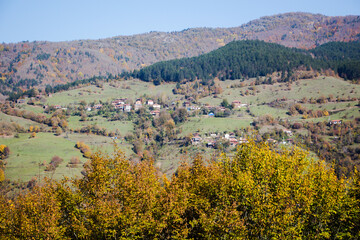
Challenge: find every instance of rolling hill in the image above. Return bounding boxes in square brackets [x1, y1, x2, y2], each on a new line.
[131, 40, 360, 84]
[0, 12, 360, 91]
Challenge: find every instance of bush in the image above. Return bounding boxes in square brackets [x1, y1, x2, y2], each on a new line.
[75, 142, 92, 158]
[69, 156, 80, 165]
[0, 145, 10, 160]
[45, 156, 63, 171]
[292, 122, 303, 129]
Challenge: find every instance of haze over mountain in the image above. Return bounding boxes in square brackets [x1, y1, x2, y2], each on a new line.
[0, 12, 360, 90]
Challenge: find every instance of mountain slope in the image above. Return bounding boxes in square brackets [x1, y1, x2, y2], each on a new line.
[0, 12, 359, 90]
[131, 40, 360, 84]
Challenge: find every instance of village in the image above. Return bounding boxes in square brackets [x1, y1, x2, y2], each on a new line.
[12, 92, 344, 155]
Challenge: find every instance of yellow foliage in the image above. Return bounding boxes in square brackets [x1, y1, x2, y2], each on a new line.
[216, 38, 225, 46]
[0, 145, 6, 153]
[0, 169, 4, 182]
[0, 142, 358, 238]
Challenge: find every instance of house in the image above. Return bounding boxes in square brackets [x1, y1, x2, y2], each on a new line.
[191, 133, 202, 145]
[189, 105, 200, 111]
[114, 104, 124, 111]
[229, 132, 236, 139]
[267, 138, 277, 143]
[183, 101, 191, 108]
[134, 100, 142, 110]
[147, 100, 154, 106]
[54, 105, 62, 109]
[238, 137, 248, 144]
[229, 138, 238, 147]
[329, 120, 342, 125]
[153, 104, 161, 110]
[283, 129, 293, 136]
[208, 112, 214, 117]
[207, 140, 216, 148]
[232, 100, 242, 108]
[124, 104, 132, 112]
[134, 104, 142, 111]
[150, 110, 160, 117]
[112, 98, 126, 105]
[17, 99, 26, 104]
[94, 104, 103, 109]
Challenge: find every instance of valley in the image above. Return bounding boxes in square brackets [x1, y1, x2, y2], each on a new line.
[1, 10, 360, 238]
[1, 75, 359, 183]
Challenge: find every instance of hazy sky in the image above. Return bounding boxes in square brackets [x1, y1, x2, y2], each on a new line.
[0, 0, 359, 43]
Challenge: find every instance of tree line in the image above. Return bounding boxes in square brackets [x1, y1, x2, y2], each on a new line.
[127, 40, 360, 84]
[0, 141, 359, 239]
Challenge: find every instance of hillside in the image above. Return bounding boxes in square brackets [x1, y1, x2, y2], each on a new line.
[131, 40, 360, 84]
[0, 12, 360, 90]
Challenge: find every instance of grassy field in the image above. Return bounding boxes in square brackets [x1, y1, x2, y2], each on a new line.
[249, 105, 289, 118]
[67, 115, 134, 134]
[180, 116, 252, 136]
[45, 80, 183, 106]
[64, 133, 134, 157]
[1, 133, 86, 182]
[199, 77, 360, 106]
[155, 144, 220, 178]
[17, 104, 48, 115]
[2, 132, 135, 182]
[0, 112, 47, 130]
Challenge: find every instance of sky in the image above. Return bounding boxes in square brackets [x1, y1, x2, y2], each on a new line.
[0, 0, 359, 43]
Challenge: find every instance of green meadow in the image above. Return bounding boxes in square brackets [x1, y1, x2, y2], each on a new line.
[180, 116, 252, 136]
[45, 80, 182, 106]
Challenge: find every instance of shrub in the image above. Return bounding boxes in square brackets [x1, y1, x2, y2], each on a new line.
[45, 156, 63, 171]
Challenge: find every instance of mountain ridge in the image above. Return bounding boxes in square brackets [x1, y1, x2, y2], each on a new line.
[0, 12, 359, 90]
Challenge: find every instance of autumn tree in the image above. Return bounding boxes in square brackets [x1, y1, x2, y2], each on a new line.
[0, 145, 10, 160]
[0, 142, 359, 239]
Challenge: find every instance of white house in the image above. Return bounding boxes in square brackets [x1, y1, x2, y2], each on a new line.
[124, 104, 132, 112]
[153, 104, 161, 110]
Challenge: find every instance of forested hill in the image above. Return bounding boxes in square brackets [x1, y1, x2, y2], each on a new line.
[0, 12, 360, 91]
[129, 40, 360, 84]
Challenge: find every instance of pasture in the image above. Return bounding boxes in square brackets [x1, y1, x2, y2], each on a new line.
[45, 80, 182, 106]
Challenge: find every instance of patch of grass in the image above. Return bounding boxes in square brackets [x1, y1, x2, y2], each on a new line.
[203, 77, 360, 105]
[2, 132, 135, 182]
[249, 105, 289, 118]
[67, 116, 134, 134]
[45, 80, 183, 106]
[64, 133, 134, 157]
[0, 112, 47, 130]
[17, 104, 47, 115]
[155, 144, 218, 178]
[180, 116, 252, 136]
[2, 133, 85, 182]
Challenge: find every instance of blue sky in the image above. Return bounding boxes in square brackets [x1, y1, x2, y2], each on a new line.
[0, 0, 359, 43]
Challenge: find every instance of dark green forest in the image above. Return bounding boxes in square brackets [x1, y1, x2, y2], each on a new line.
[128, 40, 360, 84]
